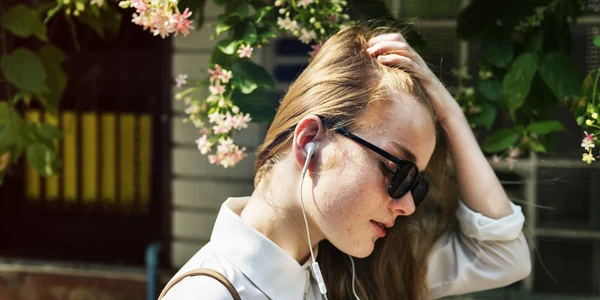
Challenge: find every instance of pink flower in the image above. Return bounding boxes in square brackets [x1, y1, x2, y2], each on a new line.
[581, 131, 595, 151]
[208, 112, 224, 124]
[209, 83, 226, 95]
[220, 70, 232, 83]
[196, 135, 211, 154]
[213, 124, 230, 134]
[492, 154, 500, 164]
[308, 42, 323, 57]
[173, 8, 194, 37]
[231, 113, 251, 129]
[184, 105, 199, 115]
[221, 113, 233, 131]
[232, 147, 246, 162]
[183, 96, 191, 105]
[277, 17, 298, 31]
[508, 148, 520, 158]
[468, 106, 481, 114]
[299, 28, 317, 44]
[208, 65, 223, 82]
[130, 0, 148, 12]
[151, 13, 174, 38]
[237, 44, 253, 58]
[175, 73, 187, 87]
[217, 138, 235, 154]
[506, 157, 517, 169]
[208, 154, 219, 164]
[327, 15, 339, 23]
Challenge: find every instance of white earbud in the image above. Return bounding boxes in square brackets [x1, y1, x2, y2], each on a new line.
[302, 142, 316, 176]
[305, 142, 316, 159]
[299, 141, 329, 298]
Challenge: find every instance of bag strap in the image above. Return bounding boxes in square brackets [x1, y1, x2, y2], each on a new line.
[158, 268, 241, 300]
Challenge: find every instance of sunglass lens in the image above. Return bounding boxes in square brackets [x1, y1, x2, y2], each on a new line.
[389, 165, 417, 198]
[411, 179, 429, 207]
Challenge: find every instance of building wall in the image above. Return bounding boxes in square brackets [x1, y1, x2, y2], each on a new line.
[169, 2, 268, 267]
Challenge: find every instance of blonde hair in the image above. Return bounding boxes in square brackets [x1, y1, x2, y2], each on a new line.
[254, 25, 459, 299]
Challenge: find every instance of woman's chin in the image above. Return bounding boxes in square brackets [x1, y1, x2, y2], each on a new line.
[341, 242, 374, 259]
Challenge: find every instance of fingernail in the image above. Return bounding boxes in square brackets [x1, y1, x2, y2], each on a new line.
[377, 55, 387, 62]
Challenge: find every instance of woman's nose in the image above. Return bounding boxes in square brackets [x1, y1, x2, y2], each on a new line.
[389, 192, 416, 216]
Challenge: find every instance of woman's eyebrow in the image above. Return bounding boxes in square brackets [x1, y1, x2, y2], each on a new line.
[390, 141, 417, 163]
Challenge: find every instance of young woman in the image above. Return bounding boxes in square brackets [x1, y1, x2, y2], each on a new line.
[160, 25, 531, 300]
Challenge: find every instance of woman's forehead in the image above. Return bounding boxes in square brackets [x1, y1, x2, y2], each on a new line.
[356, 98, 436, 169]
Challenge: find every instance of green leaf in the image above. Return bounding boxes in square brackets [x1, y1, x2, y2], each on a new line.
[235, 22, 257, 44]
[1, 4, 48, 41]
[216, 15, 241, 36]
[539, 52, 583, 102]
[531, 139, 547, 153]
[257, 27, 277, 40]
[526, 120, 567, 135]
[217, 39, 238, 55]
[211, 44, 232, 68]
[481, 27, 514, 68]
[502, 53, 538, 113]
[251, 6, 273, 23]
[38, 44, 66, 64]
[249, 0, 269, 9]
[0, 103, 30, 156]
[1, 48, 48, 94]
[233, 3, 250, 18]
[232, 59, 275, 94]
[44, 3, 63, 23]
[526, 29, 545, 54]
[469, 101, 497, 130]
[478, 79, 502, 103]
[593, 35, 600, 48]
[37, 45, 67, 113]
[26, 143, 58, 177]
[482, 129, 520, 153]
[231, 88, 275, 123]
[36, 123, 63, 141]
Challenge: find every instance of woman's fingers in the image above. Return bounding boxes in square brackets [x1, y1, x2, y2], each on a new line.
[367, 40, 410, 56]
[367, 33, 407, 47]
[376, 54, 431, 81]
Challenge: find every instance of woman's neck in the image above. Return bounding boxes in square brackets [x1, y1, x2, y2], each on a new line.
[239, 160, 323, 264]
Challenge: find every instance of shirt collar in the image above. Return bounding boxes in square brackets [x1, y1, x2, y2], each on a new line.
[210, 196, 313, 300]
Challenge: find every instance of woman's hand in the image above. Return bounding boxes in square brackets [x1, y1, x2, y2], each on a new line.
[366, 33, 464, 126]
[367, 32, 514, 219]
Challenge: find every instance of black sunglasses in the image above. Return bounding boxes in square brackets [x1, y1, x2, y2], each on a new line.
[321, 118, 429, 207]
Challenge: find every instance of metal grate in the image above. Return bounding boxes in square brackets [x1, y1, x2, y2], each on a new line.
[0, 6, 172, 267]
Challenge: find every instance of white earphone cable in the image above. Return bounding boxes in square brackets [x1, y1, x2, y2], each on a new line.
[349, 255, 361, 300]
[301, 144, 328, 299]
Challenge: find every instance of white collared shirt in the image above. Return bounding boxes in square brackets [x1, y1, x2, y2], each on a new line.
[162, 197, 530, 300]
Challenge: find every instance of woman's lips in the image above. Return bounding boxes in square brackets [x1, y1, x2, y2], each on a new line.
[370, 220, 386, 238]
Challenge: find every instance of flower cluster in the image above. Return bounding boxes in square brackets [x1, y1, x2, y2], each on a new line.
[581, 107, 599, 164]
[274, 0, 350, 56]
[171, 1, 351, 168]
[176, 65, 252, 168]
[119, 0, 194, 38]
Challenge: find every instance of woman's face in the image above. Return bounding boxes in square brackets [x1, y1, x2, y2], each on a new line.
[311, 92, 437, 258]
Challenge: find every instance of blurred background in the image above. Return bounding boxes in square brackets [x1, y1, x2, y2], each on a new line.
[0, 0, 599, 299]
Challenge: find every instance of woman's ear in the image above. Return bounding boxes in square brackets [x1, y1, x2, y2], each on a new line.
[292, 115, 326, 171]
